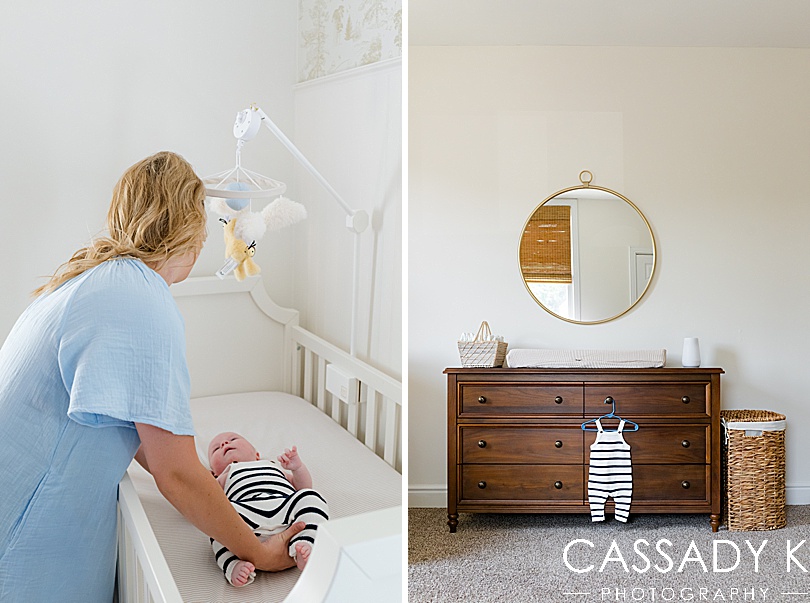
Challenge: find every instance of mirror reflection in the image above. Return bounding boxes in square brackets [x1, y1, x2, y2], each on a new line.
[519, 179, 655, 324]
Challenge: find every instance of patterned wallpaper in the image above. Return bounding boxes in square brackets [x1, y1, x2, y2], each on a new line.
[299, 0, 402, 82]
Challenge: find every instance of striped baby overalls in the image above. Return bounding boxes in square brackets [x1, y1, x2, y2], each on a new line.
[211, 460, 330, 585]
[587, 418, 633, 523]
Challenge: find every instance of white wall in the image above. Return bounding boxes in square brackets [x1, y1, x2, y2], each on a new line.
[0, 0, 298, 343]
[409, 45, 810, 506]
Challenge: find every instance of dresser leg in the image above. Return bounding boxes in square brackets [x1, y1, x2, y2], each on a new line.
[710, 514, 720, 532]
[448, 513, 458, 533]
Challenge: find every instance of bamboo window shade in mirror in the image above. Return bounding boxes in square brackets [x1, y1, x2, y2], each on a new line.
[518, 171, 656, 325]
[519, 205, 572, 283]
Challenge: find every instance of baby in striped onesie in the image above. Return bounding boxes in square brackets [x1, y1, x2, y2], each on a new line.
[208, 432, 330, 587]
[587, 419, 633, 523]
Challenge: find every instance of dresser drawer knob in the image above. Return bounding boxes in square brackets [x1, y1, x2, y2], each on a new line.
[604, 396, 614, 404]
[554, 481, 563, 489]
[478, 396, 487, 404]
[681, 481, 691, 489]
[681, 440, 690, 448]
[554, 396, 564, 404]
[682, 396, 690, 404]
[555, 440, 563, 448]
[478, 440, 487, 448]
[478, 481, 487, 489]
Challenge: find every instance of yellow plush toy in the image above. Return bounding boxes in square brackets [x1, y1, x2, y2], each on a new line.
[211, 196, 307, 281]
[223, 219, 261, 281]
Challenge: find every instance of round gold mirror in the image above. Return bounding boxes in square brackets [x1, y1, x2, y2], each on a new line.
[518, 171, 656, 324]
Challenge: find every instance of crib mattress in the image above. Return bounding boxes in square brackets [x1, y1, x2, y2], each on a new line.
[126, 391, 402, 603]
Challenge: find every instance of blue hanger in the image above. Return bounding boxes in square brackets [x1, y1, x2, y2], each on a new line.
[581, 396, 639, 431]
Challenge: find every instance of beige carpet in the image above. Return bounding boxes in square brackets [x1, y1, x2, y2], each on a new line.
[408, 507, 810, 603]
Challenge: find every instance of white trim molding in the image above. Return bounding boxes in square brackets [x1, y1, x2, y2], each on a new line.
[787, 485, 810, 505]
[411, 485, 810, 509]
[296, 57, 401, 90]
[408, 484, 447, 508]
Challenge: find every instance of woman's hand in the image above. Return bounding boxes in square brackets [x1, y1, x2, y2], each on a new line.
[252, 522, 307, 571]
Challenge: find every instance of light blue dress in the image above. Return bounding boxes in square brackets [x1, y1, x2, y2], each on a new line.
[0, 258, 195, 602]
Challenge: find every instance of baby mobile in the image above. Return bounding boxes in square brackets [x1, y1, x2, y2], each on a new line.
[204, 107, 307, 281]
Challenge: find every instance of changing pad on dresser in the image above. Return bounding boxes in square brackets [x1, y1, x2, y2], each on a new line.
[505, 348, 666, 368]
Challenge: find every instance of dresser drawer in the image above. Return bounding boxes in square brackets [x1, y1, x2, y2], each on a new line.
[461, 465, 583, 501]
[460, 384, 583, 416]
[585, 383, 709, 417]
[461, 427, 583, 464]
[585, 425, 709, 463]
[632, 465, 709, 503]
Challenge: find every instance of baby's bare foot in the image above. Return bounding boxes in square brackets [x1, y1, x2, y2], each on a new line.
[294, 542, 312, 570]
[231, 560, 255, 587]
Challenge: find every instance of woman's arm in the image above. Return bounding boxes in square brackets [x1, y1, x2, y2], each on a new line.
[135, 422, 303, 571]
[215, 469, 229, 489]
[134, 445, 150, 473]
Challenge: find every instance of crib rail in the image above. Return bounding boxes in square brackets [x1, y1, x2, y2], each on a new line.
[117, 473, 183, 603]
[289, 324, 402, 472]
[171, 276, 402, 471]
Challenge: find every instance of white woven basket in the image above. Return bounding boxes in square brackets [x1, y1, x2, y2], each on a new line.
[458, 321, 508, 368]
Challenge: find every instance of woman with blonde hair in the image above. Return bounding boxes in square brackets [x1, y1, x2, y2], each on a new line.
[0, 151, 302, 602]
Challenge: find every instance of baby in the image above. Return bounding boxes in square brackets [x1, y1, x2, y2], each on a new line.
[207, 432, 330, 587]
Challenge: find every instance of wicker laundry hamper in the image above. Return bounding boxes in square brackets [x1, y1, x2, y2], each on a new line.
[721, 409, 786, 531]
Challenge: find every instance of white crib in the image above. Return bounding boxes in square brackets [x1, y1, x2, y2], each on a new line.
[115, 276, 402, 603]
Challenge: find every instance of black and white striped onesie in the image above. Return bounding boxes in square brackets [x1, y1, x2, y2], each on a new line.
[211, 459, 330, 585]
[587, 419, 633, 523]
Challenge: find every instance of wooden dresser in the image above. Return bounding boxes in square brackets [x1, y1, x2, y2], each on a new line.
[445, 367, 723, 532]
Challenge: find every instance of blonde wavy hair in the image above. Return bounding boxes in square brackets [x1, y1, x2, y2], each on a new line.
[34, 151, 207, 296]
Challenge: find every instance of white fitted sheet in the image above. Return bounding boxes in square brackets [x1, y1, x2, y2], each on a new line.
[126, 391, 402, 603]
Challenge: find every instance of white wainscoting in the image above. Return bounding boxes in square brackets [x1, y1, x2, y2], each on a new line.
[292, 58, 402, 380]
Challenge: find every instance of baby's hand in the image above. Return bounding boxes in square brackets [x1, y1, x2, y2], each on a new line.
[277, 446, 303, 471]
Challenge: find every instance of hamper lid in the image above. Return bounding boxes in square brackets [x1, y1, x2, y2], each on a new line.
[721, 409, 786, 432]
[722, 419, 786, 432]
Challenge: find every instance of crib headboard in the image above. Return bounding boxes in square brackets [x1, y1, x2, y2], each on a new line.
[171, 276, 402, 472]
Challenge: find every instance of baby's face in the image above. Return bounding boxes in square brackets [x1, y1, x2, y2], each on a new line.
[208, 432, 260, 477]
